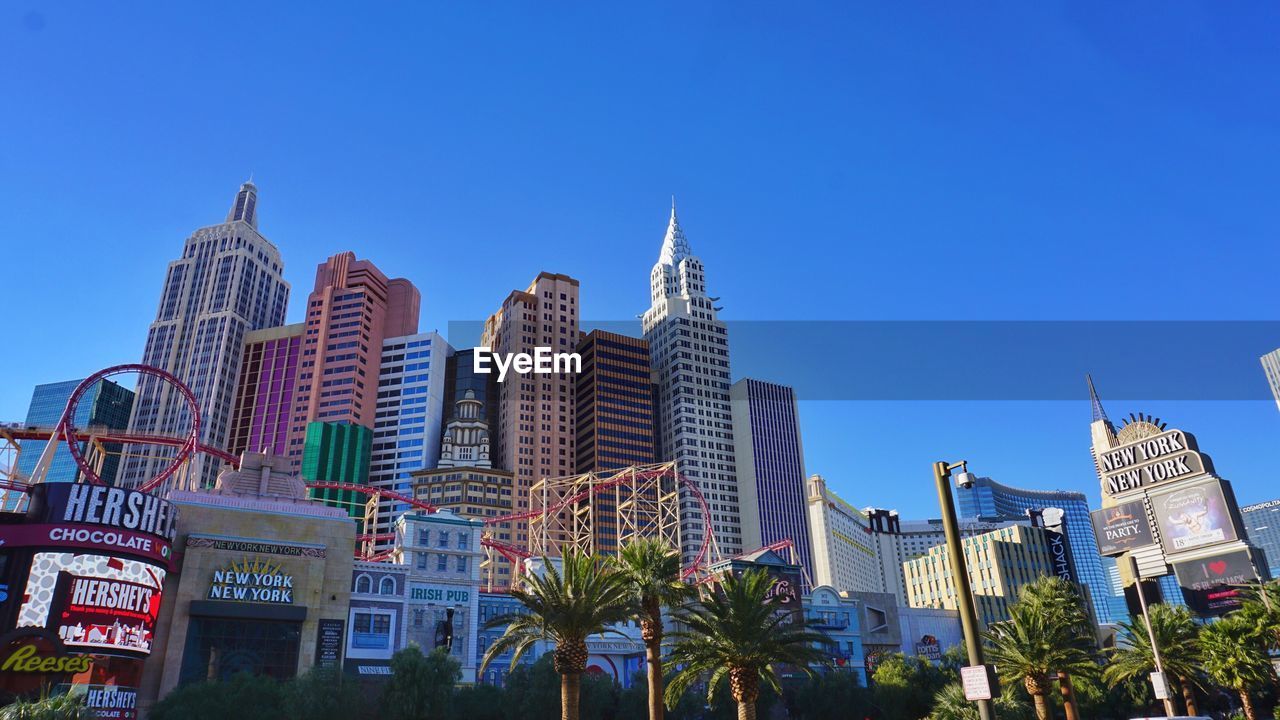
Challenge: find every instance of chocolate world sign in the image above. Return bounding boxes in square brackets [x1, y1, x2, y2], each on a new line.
[1099, 428, 1212, 497]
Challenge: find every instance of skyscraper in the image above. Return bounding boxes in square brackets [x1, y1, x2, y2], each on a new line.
[121, 181, 289, 490]
[1262, 349, 1280, 413]
[731, 378, 813, 580]
[368, 332, 449, 538]
[574, 330, 654, 473]
[228, 323, 304, 457]
[956, 475, 1113, 624]
[805, 474, 881, 593]
[642, 202, 742, 562]
[14, 378, 134, 485]
[286, 252, 420, 469]
[1241, 499, 1280, 579]
[482, 272, 579, 563]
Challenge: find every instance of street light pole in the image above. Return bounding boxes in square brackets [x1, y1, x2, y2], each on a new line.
[933, 460, 994, 720]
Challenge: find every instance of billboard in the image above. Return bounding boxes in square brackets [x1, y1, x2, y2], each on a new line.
[1173, 549, 1257, 616]
[16, 552, 165, 655]
[1091, 501, 1156, 556]
[26, 484, 177, 544]
[1150, 481, 1238, 555]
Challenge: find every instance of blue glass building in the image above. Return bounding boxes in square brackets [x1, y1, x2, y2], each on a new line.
[956, 476, 1115, 624]
[14, 378, 134, 487]
[1241, 499, 1280, 579]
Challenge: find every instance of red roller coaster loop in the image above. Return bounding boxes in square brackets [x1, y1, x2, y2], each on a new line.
[25, 364, 205, 493]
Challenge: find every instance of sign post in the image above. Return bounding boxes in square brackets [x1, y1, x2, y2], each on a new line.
[960, 665, 994, 702]
[1149, 671, 1170, 701]
[1129, 555, 1175, 718]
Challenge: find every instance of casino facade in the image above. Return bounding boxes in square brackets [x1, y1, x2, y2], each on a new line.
[0, 453, 355, 719]
[0, 483, 176, 719]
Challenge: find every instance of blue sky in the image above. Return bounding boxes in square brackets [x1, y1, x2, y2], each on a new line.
[3, 2, 1279, 518]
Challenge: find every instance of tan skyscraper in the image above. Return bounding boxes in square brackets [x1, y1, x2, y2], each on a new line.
[482, 272, 580, 563]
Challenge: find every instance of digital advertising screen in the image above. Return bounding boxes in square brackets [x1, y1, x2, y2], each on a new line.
[16, 552, 165, 656]
[1090, 500, 1156, 557]
[1149, 481, 1238, 556]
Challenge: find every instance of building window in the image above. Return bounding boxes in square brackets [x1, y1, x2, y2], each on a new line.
[437, 554, 448, 571]
[418, 529, 430, 546]
[379, 577, 396, 595]
[355, 574, 373, 594]
[438, 531, 450, 547]
[457, 533, 469, 550]
[353, 612, 392, 649]
[457, 556, 468, 573]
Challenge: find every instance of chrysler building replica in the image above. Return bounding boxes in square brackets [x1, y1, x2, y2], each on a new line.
[642, 201, 741, 562]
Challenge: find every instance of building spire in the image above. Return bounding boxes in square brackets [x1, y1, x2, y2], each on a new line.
[226, 179, 259, 229]
[1087, 374, 1110, 424]
[657, 197, 692, 265]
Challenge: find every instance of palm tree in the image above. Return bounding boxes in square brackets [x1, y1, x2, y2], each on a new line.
[1236, 580, 1280, 652]
[929, 682, 1033, 720]
[990, 576, 1099, 720]
[1103, 604, 1204, 715]
[480, 551, 633, 720]
[664, 569, 830, 720]
[984, 579, 1099, 720]
[0, 691, 97, 720]
[1198, 615, 1274, 720]
[613, 538, 693, 720]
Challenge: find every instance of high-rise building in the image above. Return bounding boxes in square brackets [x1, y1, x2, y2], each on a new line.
[903, 524, 1060, 628]
[865, 509, 1015, 605]
[228, 323, 304, 457]
[286, 252, 420, 469]
[572, 330, 655, 558]
[730, 378, 813, 580]
[574, 330, 654, 473]
[805, 475, 881, 593]
[1263, 349, 1280, 414]
[1242, 499, 1280, 579]
[482, 272, 579, 565]
[443, 349, 497, 435]
[121, 181, 289, 490]
[642, 202, 742, 562]
[302, 421, 373, 522]
[413, 392, 516, 588]
[14, 378, 134, 485]
[368, 332, 449, 538]
[956, 475, 1114, 624]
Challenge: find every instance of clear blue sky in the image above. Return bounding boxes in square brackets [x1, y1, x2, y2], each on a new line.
[3, 2, 1279, 518]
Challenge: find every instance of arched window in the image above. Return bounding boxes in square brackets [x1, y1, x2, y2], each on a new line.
[379, 576, 396, 595]
[355, 574, 373, 594]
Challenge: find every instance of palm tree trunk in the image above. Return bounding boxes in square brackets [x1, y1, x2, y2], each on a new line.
[562, 672, 581, 720]
[1178, 678, 1198, 716]
[1032, 692, 1052, 720]
[1239, 688, 1257, 720]
[1057, 671, 1079, 720]
[645, 639, 664, 720]
[736, 701, 757, 720]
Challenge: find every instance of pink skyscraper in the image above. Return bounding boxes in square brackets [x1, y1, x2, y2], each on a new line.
[285, 252, 420, 469]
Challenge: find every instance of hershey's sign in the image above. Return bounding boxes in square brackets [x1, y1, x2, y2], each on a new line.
[1099, 429, 1209, 496]
[29, 483, 178, 542]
